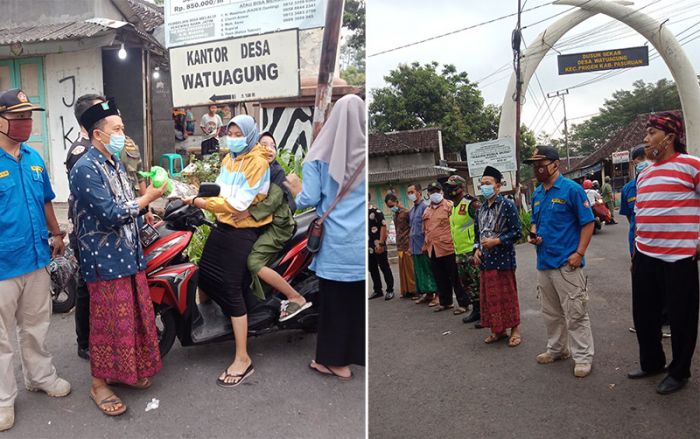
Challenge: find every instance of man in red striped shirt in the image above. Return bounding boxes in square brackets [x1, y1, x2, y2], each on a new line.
[630, 111, 699, 395]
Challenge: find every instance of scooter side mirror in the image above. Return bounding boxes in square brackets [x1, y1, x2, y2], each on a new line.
[198, 183, 220, 198]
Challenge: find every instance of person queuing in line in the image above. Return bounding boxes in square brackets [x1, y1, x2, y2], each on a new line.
[183, 115, 270, 388]
[443, 175, 480, 320]
[472, 166, 522, 347]
[408, 183, 439, 307]
[200, 103, 223, 155]
[422, 182, 470, 314]
[384, 193, 417, 299]
[70, 99, 166, 415]
[526, 145, 596, 378]
[620, 145, 670, 338]
[0, 89, 71, 432]
[229, 131, 311, 322]
[601, 176, 617, 224]
[629, 111, 699, 395]
[368, 192, 395, 300]
[285, 94, 366, 381]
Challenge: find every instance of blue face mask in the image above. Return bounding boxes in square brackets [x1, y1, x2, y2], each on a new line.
[429, 193, 443, 204]
[636, 161, 650, 173]
[101, 132, 125, 156]
[227, 136, 248, 153]
[481, 184, 495, 199]
[390, 206, 399, 213]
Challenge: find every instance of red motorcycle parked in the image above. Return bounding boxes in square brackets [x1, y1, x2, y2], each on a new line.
[144, 184, 318, 357]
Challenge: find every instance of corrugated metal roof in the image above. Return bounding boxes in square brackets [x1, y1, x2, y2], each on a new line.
[369, 166, 451, 184]
[0, 21, 112, 45]
[127, 0, 164, 33]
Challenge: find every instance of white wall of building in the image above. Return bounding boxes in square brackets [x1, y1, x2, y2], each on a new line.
[44, 48, 103, 202]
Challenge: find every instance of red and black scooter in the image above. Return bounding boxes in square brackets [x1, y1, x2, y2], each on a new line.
[144, 184, 318, 357]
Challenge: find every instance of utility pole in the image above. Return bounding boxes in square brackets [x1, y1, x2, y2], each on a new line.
[546, 88, 570, 170]
[311, 0, 345, 142]
[512, 0, 523, 207]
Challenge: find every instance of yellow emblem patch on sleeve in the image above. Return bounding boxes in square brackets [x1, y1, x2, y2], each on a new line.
[628, 196, 636, 202]
[31, 165, 43, 173]
[0, 170, 8, 178]
[534, 201, 540, 207]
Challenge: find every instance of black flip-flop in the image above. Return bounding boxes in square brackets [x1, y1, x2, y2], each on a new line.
[216, 363, 255, 388]
[309, 361, 353, 381]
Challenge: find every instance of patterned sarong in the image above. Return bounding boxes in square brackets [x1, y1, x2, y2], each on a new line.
[398, 250, 416, 295]
[480, 269, 520, 334]
[87, 271, 162, 384]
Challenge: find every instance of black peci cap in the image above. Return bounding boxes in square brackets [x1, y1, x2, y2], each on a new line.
[524, 145, 560, 163]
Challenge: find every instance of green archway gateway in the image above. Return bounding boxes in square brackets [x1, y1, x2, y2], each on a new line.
[499, 0, 700, 156]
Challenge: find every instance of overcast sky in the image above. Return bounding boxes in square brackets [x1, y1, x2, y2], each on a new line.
[367, 0, 700, 140]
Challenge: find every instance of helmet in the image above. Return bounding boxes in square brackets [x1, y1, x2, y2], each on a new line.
[583, 179, 593, 189]
[48, 255, 78, 293]
[592, 180, 600, 189]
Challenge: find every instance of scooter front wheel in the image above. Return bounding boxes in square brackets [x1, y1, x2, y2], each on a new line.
[154, 305, 177, 358]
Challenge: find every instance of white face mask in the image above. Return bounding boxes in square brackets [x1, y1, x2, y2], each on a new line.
[407, 193, 417, 202]
[429, 193, 443, 204]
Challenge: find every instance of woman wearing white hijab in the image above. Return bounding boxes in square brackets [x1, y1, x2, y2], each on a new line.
[285, 94, 366, 380]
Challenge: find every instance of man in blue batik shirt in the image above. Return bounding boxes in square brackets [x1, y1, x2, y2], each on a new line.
[0, 89, 71, 432]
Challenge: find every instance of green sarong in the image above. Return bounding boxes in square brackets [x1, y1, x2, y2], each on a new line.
[412, 253, 437, 294]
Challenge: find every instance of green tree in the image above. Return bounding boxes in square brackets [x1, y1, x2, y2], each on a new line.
[340, 0, 365, 89]
[569, 79, 680, 154]
[369, 62, 495, 155]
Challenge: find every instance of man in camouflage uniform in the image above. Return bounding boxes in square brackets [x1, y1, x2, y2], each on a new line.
[443, 175, 481, 323]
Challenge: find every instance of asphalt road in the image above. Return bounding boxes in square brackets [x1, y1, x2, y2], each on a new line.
[5, 204, 365, 439]
[369, 219, 700, 439]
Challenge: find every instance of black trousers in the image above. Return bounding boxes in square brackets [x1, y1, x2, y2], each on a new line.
[368, 251, 393, 294]
[199, 224, 257, 318]
[316, 278, 365, 367]
[632, 251, 699, 379]
[429, 251, 469, 308]
[70, 232, 90, 350]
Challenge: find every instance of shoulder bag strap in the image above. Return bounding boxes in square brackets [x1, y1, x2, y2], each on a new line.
[317, 161, 365, 225]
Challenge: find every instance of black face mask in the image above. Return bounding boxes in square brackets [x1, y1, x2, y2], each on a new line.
[445, 188, 462, 200]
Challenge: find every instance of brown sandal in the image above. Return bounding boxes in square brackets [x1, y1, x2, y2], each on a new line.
[106, 378, 152, 390]
[484, 333, 508, 344]
[90, 387, 127, 416]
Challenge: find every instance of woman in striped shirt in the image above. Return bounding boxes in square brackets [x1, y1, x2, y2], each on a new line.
[630, 111, 699, 395]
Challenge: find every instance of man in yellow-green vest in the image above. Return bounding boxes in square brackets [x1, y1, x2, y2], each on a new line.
[444, 175, 481, 324]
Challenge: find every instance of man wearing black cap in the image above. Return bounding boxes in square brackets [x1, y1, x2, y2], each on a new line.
[443, 174, 480, 320]
[473, 166, 522, 347]
[526, 145, 596, 378]
[70, 99, 166, 415]
[0, 88, 71, 431]
[422, 181, 470, 313]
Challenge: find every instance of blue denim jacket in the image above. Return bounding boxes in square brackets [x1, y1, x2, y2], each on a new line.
[69, 146, 145, 282]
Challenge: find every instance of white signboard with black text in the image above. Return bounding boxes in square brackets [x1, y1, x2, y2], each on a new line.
[169, 29, 300, 107]
[466, 138, 517, 178]
[165, 0, 327, 48]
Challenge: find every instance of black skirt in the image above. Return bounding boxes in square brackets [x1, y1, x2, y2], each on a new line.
[198, 223, 258, 318]
[315, 277, 366, 366]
